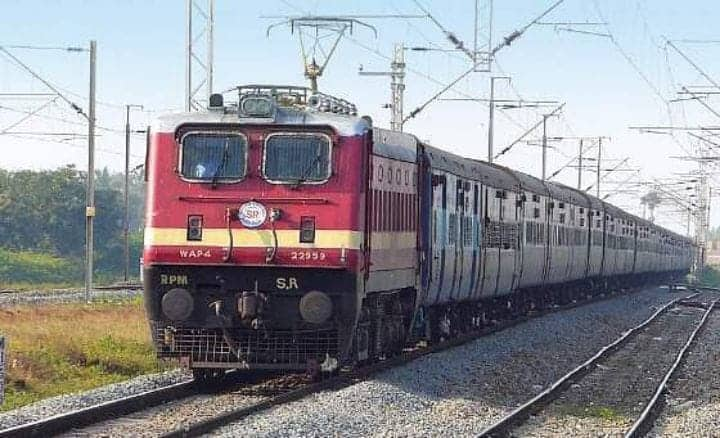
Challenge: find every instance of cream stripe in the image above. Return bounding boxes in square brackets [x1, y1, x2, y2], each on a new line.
[145, 227, 363, 249]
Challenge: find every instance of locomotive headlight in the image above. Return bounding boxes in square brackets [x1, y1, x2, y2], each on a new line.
[299, 290, 333, 324]
[162, 288, 194, 321]
[240, 95, 274, 118]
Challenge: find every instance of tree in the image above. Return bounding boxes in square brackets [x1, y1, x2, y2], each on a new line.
[0, 166, 146, 281]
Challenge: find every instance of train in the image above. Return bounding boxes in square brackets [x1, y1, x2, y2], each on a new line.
[142, 85, 694, 379]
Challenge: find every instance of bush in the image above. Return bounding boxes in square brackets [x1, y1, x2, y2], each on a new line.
[0, 248, 81, 286]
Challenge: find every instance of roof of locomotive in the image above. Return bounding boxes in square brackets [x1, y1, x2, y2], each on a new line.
[151, 106, 371, 137]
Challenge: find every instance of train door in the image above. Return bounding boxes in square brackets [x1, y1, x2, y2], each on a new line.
[455, 179, 474, 300]
[565, 205, 575, 280]
[442, 174, 458, 302]
[542, 196, 552, 285]
[428, 173, 447, 305]
[496, 189, 518, 295]
[583, 207, 591, 277]
[512, 192, 525, 292]
[482, 187, 502, 297]
[631, 221, 638, 274]
[469, 183, 481, 300]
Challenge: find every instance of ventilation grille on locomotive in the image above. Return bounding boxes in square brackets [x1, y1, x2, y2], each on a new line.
[153, 324, 338, 366]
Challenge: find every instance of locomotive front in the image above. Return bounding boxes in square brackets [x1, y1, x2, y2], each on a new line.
[142, 86, 370, 378]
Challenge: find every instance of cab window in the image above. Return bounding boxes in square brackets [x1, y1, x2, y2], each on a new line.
[263, 133, 331, 183]
[180, 133, 247, 181]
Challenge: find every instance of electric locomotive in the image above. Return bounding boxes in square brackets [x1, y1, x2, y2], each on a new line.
[143, 86, 377, 378]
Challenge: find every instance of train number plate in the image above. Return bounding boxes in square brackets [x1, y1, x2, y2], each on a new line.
[290, 250, 327, 261]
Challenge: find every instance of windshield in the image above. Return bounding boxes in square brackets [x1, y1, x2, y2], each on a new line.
[263, 133, 331, 183]
[181, 133, 247, 181]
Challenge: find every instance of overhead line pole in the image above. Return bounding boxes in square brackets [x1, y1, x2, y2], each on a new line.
[542, 114, 548, 180]
[596, 137, 602, 197]
[85, 40, 97, 302]
[124, 104, 143, 283]
[488, 76, 510, 163]
[358, 43, 406, 131]
[578, 139, 583, 189]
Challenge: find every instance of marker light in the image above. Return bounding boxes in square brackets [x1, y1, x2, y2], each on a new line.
[187, 215, 203, 241]
[299, 216, 316, 243]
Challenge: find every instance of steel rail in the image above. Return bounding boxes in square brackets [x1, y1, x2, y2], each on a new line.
[0, 380, 197, 438]
[160, 284, 679, 438]
[477, 293, 699, 438]
[674, 283, 720, 293]
[625, 299, 718, 438]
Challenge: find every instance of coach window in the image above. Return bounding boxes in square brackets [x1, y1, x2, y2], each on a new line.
[180, 132, 247, 182]
[263, 133, 331, 184]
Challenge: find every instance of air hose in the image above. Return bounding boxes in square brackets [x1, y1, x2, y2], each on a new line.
[210, 300, 242, 359]
[223, 207, 233, 262]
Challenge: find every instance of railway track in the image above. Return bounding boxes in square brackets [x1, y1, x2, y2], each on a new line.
[154, 284, 678, 438]
[0, 283, 688, 437]
[478, 292, 718, 438]
[0, 283, 142, 295]
[0, 380, 197, 438]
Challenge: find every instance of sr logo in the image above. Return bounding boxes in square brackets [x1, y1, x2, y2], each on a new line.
[276, 277, 299, 290]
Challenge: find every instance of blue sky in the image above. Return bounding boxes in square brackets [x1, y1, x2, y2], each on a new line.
[1, 0, 719, 234]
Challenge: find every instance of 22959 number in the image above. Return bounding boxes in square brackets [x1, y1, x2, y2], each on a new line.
[290, 251, 327, 261]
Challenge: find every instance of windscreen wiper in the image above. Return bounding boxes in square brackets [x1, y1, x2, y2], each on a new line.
[211, 138, 230, 189]
[292, 149, 323, 188]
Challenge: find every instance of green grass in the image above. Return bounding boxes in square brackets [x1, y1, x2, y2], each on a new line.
[0, 298, 171, 411]
[0, 248, 81, 287]
[558, 404, 626, 421]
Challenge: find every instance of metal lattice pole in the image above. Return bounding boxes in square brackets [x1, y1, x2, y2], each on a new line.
[185, 0, 214, 111]
[390, 43, 405, 132]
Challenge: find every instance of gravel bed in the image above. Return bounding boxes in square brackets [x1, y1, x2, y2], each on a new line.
[0, 288, 141, 306]
[64, 374, 308, 437]
[515, 302, 704, 437]
[650, 308, 720, 437]
[0, 369, 190, 430]
[205, 287, 682, 437]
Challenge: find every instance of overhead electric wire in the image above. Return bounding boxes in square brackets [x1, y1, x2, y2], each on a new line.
[0, 102, 127, 134]
[3, 132, 142, 158]
[0, 44, 85, 52]
[386, 2, 533, 132]
[0, 97, 57, 134]
[490, 0, 566, 56]
[0, 46, 88, 119]
[666, 40, 720, 91]
[410, 0, 476, 61]
[591, 0, 696, 162]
